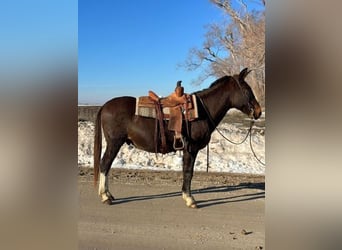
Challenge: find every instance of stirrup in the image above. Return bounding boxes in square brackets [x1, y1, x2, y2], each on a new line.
[173, 135, 184, 150]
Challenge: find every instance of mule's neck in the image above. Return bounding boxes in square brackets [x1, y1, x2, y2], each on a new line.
[199, 78, 233, 130]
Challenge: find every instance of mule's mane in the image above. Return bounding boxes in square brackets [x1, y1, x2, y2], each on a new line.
[209, 75, 230, 88]
[193, 75, 234, 96]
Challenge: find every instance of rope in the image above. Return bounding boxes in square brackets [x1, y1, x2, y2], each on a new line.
[214, 121, 251, 145]
[206, 145, 209, 173]
[196, 95, 265, 169]
[248, 124, 266, 166]
[214, 120, 265, 166]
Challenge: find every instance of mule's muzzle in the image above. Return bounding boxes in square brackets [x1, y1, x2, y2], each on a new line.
[253, 104, 262, 120]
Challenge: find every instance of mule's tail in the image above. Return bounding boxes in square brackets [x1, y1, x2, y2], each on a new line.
[94, 107, 103, 187]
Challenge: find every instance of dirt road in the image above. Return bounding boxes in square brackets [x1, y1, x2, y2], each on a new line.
[78, 168, 265, 249]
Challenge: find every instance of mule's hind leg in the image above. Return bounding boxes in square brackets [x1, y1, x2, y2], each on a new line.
[98, 141, 122, 204]
[182, 149, 198, 208]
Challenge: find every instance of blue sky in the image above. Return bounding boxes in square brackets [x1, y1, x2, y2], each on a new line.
[1, 0, 77, 78]
[79, 0, 224, 104]
[79, 0, 264, 104]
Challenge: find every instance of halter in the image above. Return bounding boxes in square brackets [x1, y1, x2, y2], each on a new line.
[232, 75, 254, 118]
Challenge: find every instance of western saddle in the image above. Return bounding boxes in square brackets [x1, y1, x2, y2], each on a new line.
[148, 81, 190, 152]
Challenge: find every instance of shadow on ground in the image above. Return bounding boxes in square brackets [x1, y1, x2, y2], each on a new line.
[111, 182, 265, 208]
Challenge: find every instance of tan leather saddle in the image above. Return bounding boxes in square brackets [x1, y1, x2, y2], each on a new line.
[148, 81, 188, 151]
[136, 81, 197, 152]
[149, 81, 188, 151]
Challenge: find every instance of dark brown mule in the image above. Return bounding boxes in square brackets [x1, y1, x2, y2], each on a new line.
[94, 68, 262, 207]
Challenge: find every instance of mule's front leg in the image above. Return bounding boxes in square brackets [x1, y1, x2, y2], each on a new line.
[182, 150, 198, 208]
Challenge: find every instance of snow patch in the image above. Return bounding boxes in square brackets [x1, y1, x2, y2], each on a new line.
[78, 121, 265, 175]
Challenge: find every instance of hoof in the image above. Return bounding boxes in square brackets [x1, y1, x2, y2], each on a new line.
[100, 192, 115, 205]
[188, 203, 198, 209]
[107, 194, 115, 201]
[182, 192, 197, 208]
[102, 198, 113, 205]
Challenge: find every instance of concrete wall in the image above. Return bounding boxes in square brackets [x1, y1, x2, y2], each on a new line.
[78, 106, 101, 122]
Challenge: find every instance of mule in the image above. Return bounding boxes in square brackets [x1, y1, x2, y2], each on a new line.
[94, 68, 262, 208]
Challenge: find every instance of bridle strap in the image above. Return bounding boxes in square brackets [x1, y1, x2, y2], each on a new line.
[232, 75, 254, 115]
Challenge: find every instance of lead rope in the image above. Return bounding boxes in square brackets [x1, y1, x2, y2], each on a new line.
[206, 120, 265, 171]
[196, 95, 265, 172]
[197, 94, 250, 144]
[248, 123, 266, 166]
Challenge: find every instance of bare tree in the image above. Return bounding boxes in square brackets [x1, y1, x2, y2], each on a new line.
[183, 0, 265, 105]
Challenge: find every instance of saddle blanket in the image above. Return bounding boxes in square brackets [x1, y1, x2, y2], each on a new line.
[135, 94, 199, 121]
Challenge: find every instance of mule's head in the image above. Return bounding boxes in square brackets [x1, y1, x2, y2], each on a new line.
[232, 68, 262, 120]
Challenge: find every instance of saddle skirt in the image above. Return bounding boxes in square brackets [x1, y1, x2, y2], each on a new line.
[135, 94, 199, 121]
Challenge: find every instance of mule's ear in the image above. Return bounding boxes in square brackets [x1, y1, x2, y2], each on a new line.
[239, 68, 252, 80]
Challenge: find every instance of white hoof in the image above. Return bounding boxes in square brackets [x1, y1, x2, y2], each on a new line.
[182, 192, 197, 208]
[100, 191, 115, 204]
